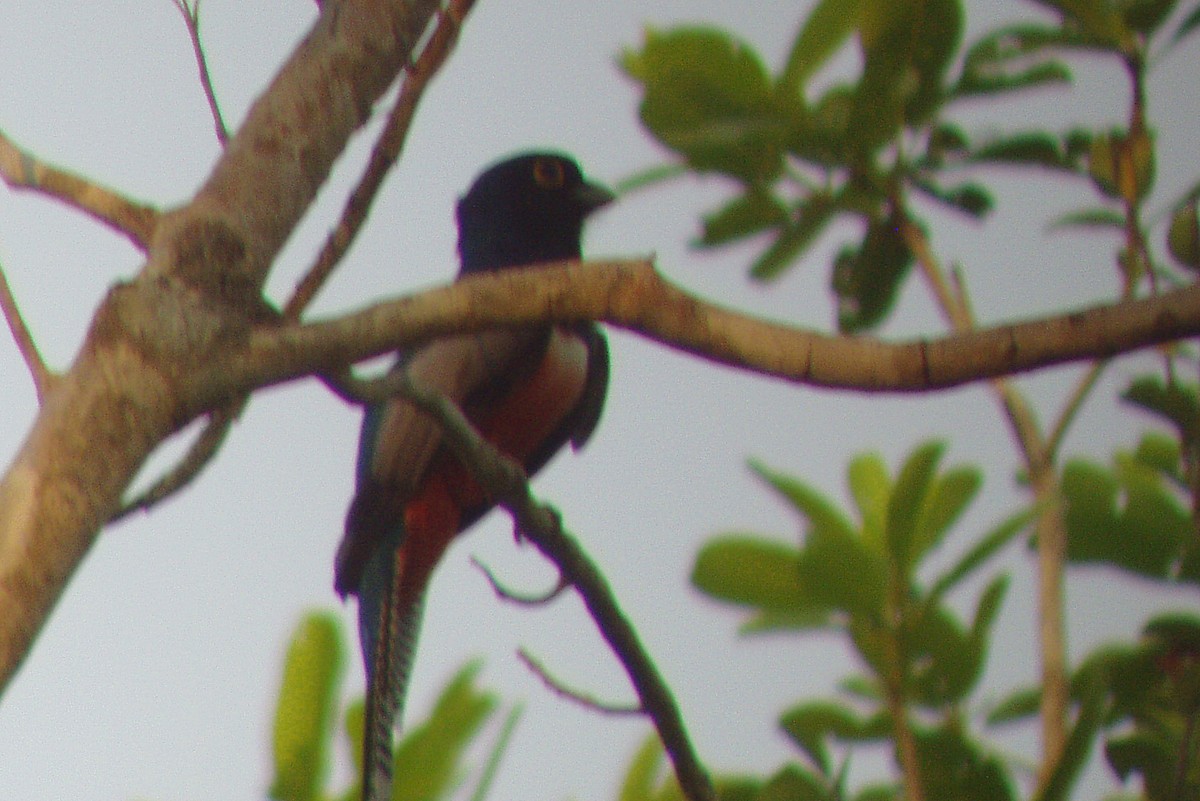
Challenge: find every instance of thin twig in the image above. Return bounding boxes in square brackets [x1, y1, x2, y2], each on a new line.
[0, 258, 58, 402]
[900, 209, 1071, 784]
[470, 555, 568, 606]
[0, 130, 158, 249]
[517, 648, 642, 716]
[170, 0, 228, 145]
[284, 0, 476, 319]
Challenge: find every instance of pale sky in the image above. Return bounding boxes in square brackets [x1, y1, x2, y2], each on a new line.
[0, 2, 1197, 800]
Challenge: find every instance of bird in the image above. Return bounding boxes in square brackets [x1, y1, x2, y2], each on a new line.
[334, 152, 613, 801]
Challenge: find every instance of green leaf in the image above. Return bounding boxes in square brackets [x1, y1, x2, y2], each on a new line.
[760, 763, 833, 801]
[797, 524, 889, 619]
[849, 0, 963, 153]
[911, 179, 994, 219]
[1132, 430, 1182, 479]
[692, 536, 827, 631]
[1121, 0, 1180, 35]
[780, 0, 863, 92]
[620, 734, 666, 801]
[789, 84, 858, 166]
[698, 188, 789, 248]
[1027, 0, 1132, 49]
[1170, 3, 1200, 46]
[1122, 375, 1200, 440]
[467, 703, 519, 801]
[916, 726, 1016, 801]
[271, 611, 345, 801]
[749, 193, 838, 280]
[968, 132, 1078, 170]
[1046, 207, 1127, 232]
[929, 506, 1033, 604]
[953, 23, 1075, 98]
[390, 661, 497, 801]
[622, 27, 784, 181]
[884, 440, 945, 570]
[1167, 198, 1200, 270]
[848, 452, 890, 551]
[987, 685, 1042, 725]
[912, 464, 982, 560]
[751, 460, 858, 542]
[1060, 458, 1190, 580]
[832, 212, 914, 333]
[780, 701, 890, 771]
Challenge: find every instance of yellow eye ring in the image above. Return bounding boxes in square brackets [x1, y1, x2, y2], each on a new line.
[532, 158, 565, 189]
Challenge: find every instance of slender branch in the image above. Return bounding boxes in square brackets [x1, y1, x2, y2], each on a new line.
[901, 213, 1071, 783]
[0, 258, 58, 402]
[1045, 360, 1108, 462]
[200, 258, 1200, 414]
[170, 0, 229, 145]
[517, 648, 643, 716]
[284, 0, 477, 319]
[341, 365, 716, 801]
[0, 130, 158, 249]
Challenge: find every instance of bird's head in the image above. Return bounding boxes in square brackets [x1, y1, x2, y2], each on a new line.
[455, 152, 614, 275]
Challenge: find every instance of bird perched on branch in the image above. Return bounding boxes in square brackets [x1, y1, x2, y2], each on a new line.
[335, 152, 613, 801]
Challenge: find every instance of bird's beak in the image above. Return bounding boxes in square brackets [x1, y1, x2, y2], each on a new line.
[575, 180, 616, 215]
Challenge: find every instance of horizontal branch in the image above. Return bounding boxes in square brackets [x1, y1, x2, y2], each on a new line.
[198, 259, 1200, 405]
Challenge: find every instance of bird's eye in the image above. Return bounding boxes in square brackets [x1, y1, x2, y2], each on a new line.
[532, 158, 565, 190]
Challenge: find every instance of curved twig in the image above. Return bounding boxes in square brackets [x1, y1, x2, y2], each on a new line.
[470, 555, 568, 606]
[517, 648, 642, 716]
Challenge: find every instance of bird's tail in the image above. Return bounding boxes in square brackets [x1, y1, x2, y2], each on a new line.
[357, 541, 427, 801]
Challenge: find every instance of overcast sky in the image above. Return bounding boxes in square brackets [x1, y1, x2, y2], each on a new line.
[0, 2, 1197, 800]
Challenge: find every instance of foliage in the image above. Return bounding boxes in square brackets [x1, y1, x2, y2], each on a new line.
[266, 2, 1200, 800]
[617, 0, 1200, 800]
[268, 612, 513, 801]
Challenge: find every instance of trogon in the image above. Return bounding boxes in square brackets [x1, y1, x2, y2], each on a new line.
[334, 153, 613, 801]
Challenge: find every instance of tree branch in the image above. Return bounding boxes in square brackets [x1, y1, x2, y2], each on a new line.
[0, 129, 158, 250]
[196, 259, 1200, 412]
[0, 258, 58, 402]
[365, 366, 716, 801]
[0, 0, 443, 696]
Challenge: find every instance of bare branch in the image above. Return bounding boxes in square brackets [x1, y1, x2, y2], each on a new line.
[284, 0, 478, 319]
[517, 648, 642, 716]
[170, 0, 229, 145]
[0, 130, 158, 249]
[0, 258, 58, 402]
[381, 364, 716, 801]
[199, 259, 1200, 412]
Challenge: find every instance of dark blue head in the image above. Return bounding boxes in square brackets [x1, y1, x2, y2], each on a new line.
[456, 152, 614, 275]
